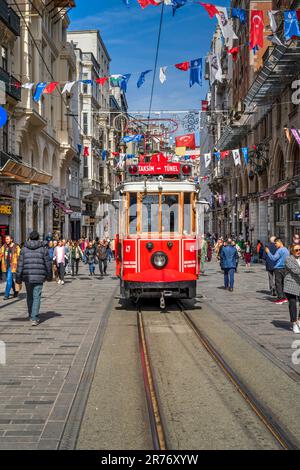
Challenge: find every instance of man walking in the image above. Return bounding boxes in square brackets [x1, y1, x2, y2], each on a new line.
[263, 235, 277, 296]
[0, 235, 20, 300]
[220, 238, 238, 291]
[265, 238, 289, 305]
[16, 231, 52, 326]
[97, 239, 108, 277]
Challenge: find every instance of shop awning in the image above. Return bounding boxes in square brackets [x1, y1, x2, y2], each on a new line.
[260, 188, 274, 200]
[0, 153, 52, 185]
[273, 182, 291, 199]
[53, 197, 73, 214]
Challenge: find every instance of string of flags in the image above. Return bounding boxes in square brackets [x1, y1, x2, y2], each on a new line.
[123, 0, 300, 54]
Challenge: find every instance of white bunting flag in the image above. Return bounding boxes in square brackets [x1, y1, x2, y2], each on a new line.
[216, 7, 238, 46]
[159, 66, 167, 84]
[268, 10, 279, 33]
[62, 81, 76, 94]
[208, 53, 222, 84]
[232, 149, 241, 166]
[204, 152, 212, 168]
[22, 83, 34, 90]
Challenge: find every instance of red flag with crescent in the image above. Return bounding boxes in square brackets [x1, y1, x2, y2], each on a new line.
[175, 61, 190, 71]
[250, 10, 264, 49]
[175, 134, 196, 149]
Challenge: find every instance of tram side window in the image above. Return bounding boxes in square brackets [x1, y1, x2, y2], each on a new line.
[183, 193, 191, 235]
[129, 193, 137, 234]
[142, 195, 159, 233]
[162, 194, 179, 233]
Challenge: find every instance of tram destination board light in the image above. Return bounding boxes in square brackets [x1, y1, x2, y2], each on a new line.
[128, 165, 138, 175]
[182, 165, 192, 175]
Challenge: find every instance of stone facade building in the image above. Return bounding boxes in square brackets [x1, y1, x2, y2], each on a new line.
[203, 0, 300, 245]
[0, 0, 81, 243]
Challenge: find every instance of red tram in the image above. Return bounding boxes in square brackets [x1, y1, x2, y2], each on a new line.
[115, 154, 205, 308]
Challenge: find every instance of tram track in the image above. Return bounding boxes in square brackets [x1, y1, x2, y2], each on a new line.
[137, 300, 298, 450]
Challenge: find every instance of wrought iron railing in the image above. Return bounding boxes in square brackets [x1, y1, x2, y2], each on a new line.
[0, 66, 21, 101]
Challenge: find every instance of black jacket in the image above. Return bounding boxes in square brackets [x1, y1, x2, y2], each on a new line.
[16, 240, 53, 284]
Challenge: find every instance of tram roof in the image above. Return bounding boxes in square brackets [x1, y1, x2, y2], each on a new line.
[118, 180, 197, 193]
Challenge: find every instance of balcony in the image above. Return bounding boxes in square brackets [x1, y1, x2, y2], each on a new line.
[244, 40, 300, 107]
[52, 0, 76, 7]
[0, 66, 21, 101]
[0, 0, 20, 36]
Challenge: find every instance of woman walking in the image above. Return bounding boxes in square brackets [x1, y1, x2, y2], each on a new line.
[71, 242, 83, 276]
[85, 241, 97, 275]
[284, 244, 300, 334]
[244, 240, 252, 269]
[53, 240, 66, 285]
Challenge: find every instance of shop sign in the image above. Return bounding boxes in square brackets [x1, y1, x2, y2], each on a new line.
[70, 212, 81, 220]
[0, 204, 12, 215]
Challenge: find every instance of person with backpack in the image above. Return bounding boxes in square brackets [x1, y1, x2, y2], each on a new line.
[15, 231, 52, 326]
[97, 239, 108, 277]
[85, 241, 97, 276]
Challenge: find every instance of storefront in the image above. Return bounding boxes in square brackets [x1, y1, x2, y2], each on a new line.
[70, 211, 81, 240]
[0, 200, 12, 243]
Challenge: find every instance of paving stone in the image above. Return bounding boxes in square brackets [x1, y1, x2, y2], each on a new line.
[0, 264, 118, 449]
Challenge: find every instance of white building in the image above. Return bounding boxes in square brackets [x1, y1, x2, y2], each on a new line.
[67, 30, 112, 240]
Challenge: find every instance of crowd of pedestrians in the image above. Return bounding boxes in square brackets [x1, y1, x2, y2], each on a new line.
[202, 232, 300, 334]
[0, 233, 114, 326]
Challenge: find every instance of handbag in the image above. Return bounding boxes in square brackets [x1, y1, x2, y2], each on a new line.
[15, 282, 22, 293]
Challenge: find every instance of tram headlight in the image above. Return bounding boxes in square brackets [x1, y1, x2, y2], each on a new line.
[151, 251, 168, 269]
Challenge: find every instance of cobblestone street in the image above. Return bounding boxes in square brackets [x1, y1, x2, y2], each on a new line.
[0, 264, 118, 449]
[198, 259, 300, 381]
[0, 259, 299, 450]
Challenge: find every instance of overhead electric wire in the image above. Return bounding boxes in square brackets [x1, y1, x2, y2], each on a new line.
[147, 1, 165, 125]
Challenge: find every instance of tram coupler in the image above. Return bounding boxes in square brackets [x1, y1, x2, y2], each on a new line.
[160, 293, 166, 310]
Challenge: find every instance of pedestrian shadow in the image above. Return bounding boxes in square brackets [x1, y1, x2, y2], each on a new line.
[0, 293, 26, 309]
[271, 320, 291, 331]
[257, 290, 271, 295]
[38, 311, 62, 324]
[217, 286, 227, 290]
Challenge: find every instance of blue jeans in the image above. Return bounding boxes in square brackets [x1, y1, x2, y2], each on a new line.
[224, 268, 235, 289]
[89, 262, 95, 274]
[5, 267, 16, 298]
[25, 283, 43, 321]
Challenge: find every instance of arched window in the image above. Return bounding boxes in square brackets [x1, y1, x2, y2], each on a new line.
[293, 144, 300, 176]
[277, 151, 285, 182]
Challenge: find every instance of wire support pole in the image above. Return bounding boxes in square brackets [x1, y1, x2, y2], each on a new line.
[147, 2, 165, 128]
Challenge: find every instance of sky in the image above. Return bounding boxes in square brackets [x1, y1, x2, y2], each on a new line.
[68, 0, 229, 115]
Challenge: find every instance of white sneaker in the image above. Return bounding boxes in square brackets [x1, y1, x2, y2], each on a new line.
[292, 324, 300, 334]
[61, 281, 64, 285]
[57, 280, 61, 284]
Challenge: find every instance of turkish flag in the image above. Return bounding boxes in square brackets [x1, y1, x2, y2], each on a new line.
[250, 10, 264, 50]
[96, 77, 109, 86]
[227, 47, 239, 61]
[199, 3, 219, 18]
[43, 82, 59, 94]
[175, 61, 190, 71]
[201, 100, 209, 111]
[83, 146, 89, 157]
[220, 150, 230, 160]
[137, 0, 162, 8]
[175, 134, 196, 149]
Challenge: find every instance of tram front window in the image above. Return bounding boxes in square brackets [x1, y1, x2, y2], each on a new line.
[129, 193, 137, 234]
[142, 195, 159, 233]
[161, 194, 179, 233]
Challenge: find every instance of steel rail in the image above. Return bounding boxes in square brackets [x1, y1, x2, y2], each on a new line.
[137, 309, 167, 451]
[178, 303, 297, 450]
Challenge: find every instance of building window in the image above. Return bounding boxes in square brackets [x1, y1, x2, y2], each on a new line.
[83, 113, 88, 135]
[2, 122, 8, 152]
[1, 46, 7, 71]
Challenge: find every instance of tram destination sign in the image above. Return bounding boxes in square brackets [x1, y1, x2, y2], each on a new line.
[138, 163, 181, 175]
